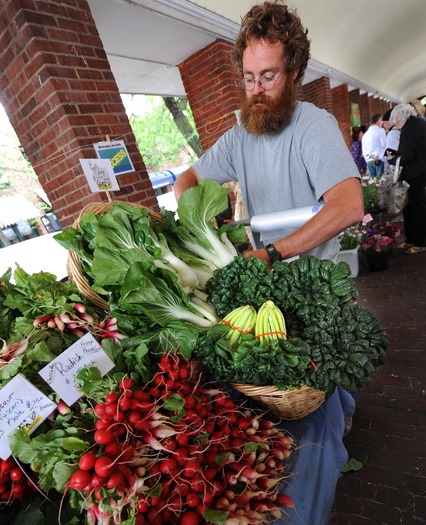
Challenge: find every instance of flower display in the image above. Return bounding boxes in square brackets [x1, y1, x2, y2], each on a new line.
[339, 214, 372, 251]
[360, 233, 395, 254]
[360, 220, 401, 254]
[340, 217, 401, 254]
[371, 220, 402, 240]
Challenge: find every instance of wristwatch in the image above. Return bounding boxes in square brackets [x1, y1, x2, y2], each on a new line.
[265, 243, 282, 263]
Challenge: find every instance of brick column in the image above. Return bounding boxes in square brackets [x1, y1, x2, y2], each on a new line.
[179, 40, 240, 152]
[302, 76, 333, 112]
[359, 92, 370, 127]
[0, 0, 157, 228]
[331, 84, 352, 148]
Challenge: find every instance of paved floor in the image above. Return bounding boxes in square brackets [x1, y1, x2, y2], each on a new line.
[329, 227, 426, 524]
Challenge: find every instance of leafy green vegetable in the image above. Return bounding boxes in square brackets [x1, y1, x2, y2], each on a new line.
[194, 324, 311, 388]
[10, 427, 89, 492]
[203, 254, 387, 393]
[117, 263, 217, 328]
[3, 266, 83, 319]
[171, 179, 247, 268]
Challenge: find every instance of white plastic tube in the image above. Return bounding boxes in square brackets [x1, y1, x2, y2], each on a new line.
[250, 204, 324, 232]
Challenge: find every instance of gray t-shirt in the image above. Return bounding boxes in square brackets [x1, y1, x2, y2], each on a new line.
[193, 101, 360, 261]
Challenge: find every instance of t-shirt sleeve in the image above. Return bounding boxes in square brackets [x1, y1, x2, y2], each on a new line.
[298, 110, 361, 200]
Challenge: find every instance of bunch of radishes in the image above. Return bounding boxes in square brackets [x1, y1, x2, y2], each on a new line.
[32, 303, 126, 341]
[68, 354, 295, 525]
[0, 457, 36, 505]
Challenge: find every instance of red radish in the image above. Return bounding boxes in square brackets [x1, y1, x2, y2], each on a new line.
[10, 468, 24, 481]
[105, 470, 125, 490]
[69, 469, 91, 490]
[94, 456, 115, 478]
[54, 316, 65, 332]
[94, 429, 115, 445]
[11, 482, 26, 498]
[57, 400, 71, 415]
[105, 391, 119, 404]
[119, 378, 133, 390]
[79, 451, 97, 471]
[33, 314, 52, 327]
[73, 303, 86, 313]
[160, 457, 177, 475]
[185, 491, 200, 508]
[180, 511, 200, 525]
[276, 493, 295, 508]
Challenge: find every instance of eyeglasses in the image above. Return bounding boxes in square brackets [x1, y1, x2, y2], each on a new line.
[240, 71, 283, 91]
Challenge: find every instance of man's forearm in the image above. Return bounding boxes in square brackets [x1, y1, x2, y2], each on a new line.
[174, 167, 200, 200]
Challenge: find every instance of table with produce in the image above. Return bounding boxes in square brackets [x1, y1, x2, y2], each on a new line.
[0, 180, 388, 525]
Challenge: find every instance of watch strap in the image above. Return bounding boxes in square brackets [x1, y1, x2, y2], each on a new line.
[265, 243, 282, 263]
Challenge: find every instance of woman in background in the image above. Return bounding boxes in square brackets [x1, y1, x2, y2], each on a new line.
[350, 126, 367, 174]
[391, 103, 426, 254]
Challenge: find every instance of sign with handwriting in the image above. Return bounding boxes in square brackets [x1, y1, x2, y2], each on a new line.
[38, 333, 115, 406]
[0, 375, 57, 460]
[79, 158, 120, 193]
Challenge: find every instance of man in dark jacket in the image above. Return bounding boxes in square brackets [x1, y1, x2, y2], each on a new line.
[391, 103, 426, 253]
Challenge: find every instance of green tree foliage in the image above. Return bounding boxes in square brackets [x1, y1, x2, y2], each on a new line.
[126, 95, 201, 171]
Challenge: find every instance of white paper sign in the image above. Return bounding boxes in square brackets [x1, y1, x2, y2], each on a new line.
[0, 375, 57, 460]
[38, 333, 115, 406]
[79, 158, 120, 192]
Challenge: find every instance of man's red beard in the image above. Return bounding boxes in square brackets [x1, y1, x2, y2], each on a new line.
[240, 78, 296, 135]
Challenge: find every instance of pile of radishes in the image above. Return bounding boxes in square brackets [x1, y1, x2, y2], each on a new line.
[0, 457, 36, 504]
[32, 303, 126, 341]
[68, 354, 295, 524]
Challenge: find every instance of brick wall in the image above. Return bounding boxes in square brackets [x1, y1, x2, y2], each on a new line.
[179, 40, 241, 152]
[0, 0, 158, 228]
[331, 84, 353, 147]
[302, 76, 334, 112]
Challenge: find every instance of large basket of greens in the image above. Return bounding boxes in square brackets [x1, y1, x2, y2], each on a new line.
[194, 254, 389, 419]
[64, 201, 163, 310]
[54, 180, 248, 324]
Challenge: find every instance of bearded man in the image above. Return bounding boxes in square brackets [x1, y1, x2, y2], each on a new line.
[175, 3, 364, 524]
[175, 0, 363, 264]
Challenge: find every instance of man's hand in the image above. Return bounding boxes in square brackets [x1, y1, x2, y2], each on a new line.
[243, 247, 269, 264]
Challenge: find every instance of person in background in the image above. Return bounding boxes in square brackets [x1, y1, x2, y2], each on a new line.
[175, 2, 364, 524]
[361, 113, 387, 177]
[390, 103, 426, 254]
[382, 108, 400, 164]
[410, 99, 426, 119]
[350, 126, 367, 174]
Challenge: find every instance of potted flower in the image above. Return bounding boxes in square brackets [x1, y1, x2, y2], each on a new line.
[371, 220, 401, 244]
[360, 232, 394, 271]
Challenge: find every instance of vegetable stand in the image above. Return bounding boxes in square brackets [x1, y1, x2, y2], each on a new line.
[0, 181, 388, 525]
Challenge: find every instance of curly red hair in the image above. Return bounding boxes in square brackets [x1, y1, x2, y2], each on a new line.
[232, 0, 311, 83]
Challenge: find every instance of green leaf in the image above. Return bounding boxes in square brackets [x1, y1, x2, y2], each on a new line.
[62, 437, 90, 451]
[203, 509, 229, 525]
[340, 457, 363, 476]
[163, 393, 185, 413]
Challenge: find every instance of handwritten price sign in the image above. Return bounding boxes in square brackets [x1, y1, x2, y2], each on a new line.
[0, 375, 56, 460]
[38, 333, 115, 406]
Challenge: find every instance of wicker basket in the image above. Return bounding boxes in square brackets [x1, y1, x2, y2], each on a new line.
[67, 200, 163, 310]
[229, 382, 326, 420]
